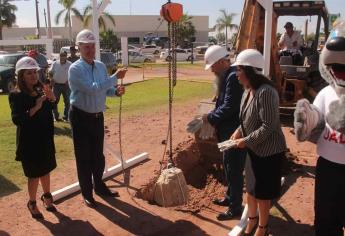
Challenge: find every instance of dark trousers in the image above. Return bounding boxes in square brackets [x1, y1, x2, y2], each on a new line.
[69, 106, 107, 199]
[223, 148, 246, 210]
[315, 157, 345, 236]
[53, 83, 70, 120]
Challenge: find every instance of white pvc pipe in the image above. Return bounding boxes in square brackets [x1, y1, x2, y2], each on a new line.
[52, 152, 149, 201]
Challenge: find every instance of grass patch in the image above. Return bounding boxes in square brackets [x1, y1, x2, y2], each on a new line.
[129, 62, 204, 70]
[0, 79, 213, 196]
[106, 78, 213, 116]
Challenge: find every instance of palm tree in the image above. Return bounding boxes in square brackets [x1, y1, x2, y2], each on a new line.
[0, 0, 17, 40]
[176, 14, 196, 47]
[100, 30, 119, 52]
[82, 5, 115, 32]
[215, 9, 238, 46]
[55, 0, 83, 41]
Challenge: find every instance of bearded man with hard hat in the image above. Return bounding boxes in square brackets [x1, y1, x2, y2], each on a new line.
[68, 29, 127, 208]
[203, 45, 246, 220]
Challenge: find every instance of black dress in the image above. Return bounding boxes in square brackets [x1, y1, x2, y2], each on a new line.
[9, 91, 56, 178]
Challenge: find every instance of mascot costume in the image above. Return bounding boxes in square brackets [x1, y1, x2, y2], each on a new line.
[294, 19, 345, 236]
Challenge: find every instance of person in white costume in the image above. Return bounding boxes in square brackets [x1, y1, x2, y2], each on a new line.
[294, 19, 345, 236]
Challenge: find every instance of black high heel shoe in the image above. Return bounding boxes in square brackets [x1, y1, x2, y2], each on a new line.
[41, 192, 57, 212]
[27, 200, 44, 219]
[243, 216, 258, 236]
[257, 224, 270, 236]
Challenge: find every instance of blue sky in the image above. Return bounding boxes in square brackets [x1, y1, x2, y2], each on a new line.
[11, 0, 345, 34]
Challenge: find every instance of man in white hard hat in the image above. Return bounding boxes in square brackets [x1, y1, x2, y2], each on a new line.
[68, 29, 127, 208]
[203, 45, 246, 220]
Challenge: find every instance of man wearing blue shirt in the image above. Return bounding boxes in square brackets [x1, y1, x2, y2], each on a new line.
[68, 29, 127, 208]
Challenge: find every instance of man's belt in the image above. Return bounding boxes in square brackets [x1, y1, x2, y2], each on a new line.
[71, 106, 103, 118]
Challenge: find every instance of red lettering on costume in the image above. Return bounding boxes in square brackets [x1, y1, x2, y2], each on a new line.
[323, 129, 330, 140]
[328, 131, 338, 143]
[340, 134, 345, 144]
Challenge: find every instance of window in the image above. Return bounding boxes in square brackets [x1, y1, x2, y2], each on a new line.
[128, 37, 140, 44]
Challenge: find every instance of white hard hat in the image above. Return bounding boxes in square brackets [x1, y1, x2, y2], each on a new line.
[15, 56, 40, 74]
[319, 18, 345, 87]
[232, 49, 264, 69]
[76, 29, 96, 45]
[204, 45, 229, 70]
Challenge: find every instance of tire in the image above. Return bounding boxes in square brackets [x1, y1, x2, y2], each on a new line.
[165, 56, 172, 62]
[144, 58, 150, 63]
[154, 50, 159, 55]
[187, 56, 192, 61]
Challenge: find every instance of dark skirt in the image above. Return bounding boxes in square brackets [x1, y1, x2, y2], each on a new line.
[245, 150, 284, 200]
[21, 153, 57, 178]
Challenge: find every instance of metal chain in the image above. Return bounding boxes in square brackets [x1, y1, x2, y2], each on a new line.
[160, 1, 178, 169]
[118, 79, 126, 179]
[172, 22, 177, 87]
[168, 21, 174, 166]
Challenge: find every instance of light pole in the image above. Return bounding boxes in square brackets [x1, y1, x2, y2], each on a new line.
[46, 0, 52, 39]
[35, 0, 40, 39]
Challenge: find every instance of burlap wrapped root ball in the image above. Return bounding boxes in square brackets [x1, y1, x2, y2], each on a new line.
[154, 167, 189, 207]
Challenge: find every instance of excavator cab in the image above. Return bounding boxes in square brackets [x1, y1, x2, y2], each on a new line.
[274, 1, 329, 103]
[235, 0, 330, 107]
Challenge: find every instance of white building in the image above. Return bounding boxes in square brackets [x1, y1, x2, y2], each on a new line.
[2, 15, 209, 45]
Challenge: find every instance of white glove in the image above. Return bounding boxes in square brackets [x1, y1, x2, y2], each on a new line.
[199, 121, 215, 140]
[186, 117, 203, 134]
[217, 139, 237, 152]
[294, 99, 322, 141]
[327, 95, 345, 134]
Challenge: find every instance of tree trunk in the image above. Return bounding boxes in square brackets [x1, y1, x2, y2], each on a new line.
[68, 10, 72, 41]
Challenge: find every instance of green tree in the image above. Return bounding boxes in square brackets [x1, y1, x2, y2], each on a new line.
[216, 32, 225, 43]
[83, 5, 115, 32]
[176, 14, 196, 48]
[55, 0, 83, 41]
[215, 9, 238, 46]
[100, 30, 119, 52]
[0, 0, 17, 40]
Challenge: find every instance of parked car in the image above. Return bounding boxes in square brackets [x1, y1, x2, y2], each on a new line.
[128, 50, 155, 63]
[140, 45, 161, 54]
[195, 45, 209, 54]
[100, 52, 117, 74]
[128, 45, 142, 53]
[60, 46, 79, 54]
[114, 50, 155, 64]
[0, 52, 26, 93]
[160, 48, 195, 61]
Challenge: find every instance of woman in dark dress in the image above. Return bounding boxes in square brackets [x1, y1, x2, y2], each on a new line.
[230, 49, 287, 236]
[9, 57, 57, 219]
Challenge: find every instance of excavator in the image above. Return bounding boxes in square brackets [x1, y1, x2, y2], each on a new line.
[236, 0, 330, 108]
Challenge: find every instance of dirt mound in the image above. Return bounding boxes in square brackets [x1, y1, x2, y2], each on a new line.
[137, 138, 225, 213]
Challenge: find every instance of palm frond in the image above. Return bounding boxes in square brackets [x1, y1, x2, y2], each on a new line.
[83, 15, 91, 27]
[103, 12, 116, 27]
[55, 9, 66, 25]
[71, 8, 83, 22]
[64, 11, 70, 27]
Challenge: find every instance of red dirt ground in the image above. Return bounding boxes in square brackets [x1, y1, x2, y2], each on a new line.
[0, 100, 320, 236]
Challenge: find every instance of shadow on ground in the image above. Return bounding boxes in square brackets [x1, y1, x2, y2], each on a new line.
[0, 175, 20, 197]
[39, 211, 103, 235]
[96, 196, 210, 236]
[54, 125, 72, 138]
